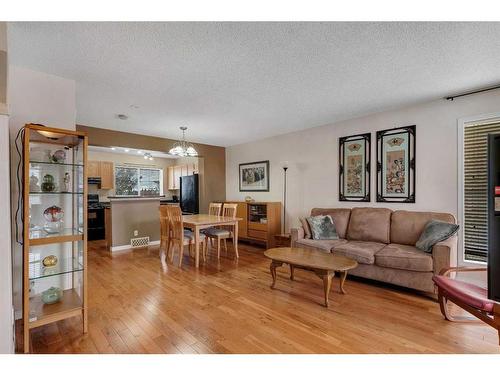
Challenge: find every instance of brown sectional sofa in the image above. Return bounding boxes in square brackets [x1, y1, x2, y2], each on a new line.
[291, 207, 457, 294]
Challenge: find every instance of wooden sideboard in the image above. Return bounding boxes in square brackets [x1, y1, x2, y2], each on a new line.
[225, 201, 281, 249]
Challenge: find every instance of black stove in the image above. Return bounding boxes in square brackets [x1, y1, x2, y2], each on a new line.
[88, 194, 105, 240]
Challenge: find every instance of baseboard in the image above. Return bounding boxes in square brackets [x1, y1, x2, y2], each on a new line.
[110, 240, 160, 252]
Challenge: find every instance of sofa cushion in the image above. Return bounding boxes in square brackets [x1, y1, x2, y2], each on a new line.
[346, 207, 392, 244]
[391, 210, 456, 246]
[311, 208, 351, 239]
[306, 215, 339, 240]
[415, 220, 460, 252]
[375, 243, 433, 272]
[333, 241, 386, 265]
[295, 238, 347, 252]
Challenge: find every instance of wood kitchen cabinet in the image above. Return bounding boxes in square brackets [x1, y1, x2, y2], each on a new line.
[88, 161, 100, 177]
[87, 160, 114, 189]
[168, 163, 197, 190]
[100, 161, 114, 189]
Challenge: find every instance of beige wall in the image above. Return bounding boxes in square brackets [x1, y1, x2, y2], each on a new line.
[77, 125, 226, 213]
[226, 90, 500, 234]
[110, 199, 161, 248]
[88, 150, 178, 201]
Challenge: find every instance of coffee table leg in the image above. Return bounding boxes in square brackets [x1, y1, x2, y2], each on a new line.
[322, 273, 333, 307]
[270, 261, 282, 289]
[339, 271, 348, 294]
[290, 264, 295, 281]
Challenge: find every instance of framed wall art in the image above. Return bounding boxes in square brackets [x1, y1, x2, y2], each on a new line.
[239, 160, 270, 192]
[376, 125, 416, 203]
[339, 133, 371, 201]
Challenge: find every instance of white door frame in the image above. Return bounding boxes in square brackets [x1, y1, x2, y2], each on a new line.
[457, 111, 500, 267]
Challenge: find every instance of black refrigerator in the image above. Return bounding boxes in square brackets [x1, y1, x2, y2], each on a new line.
[488, 134, 500, 302]
[180, 174, 199, 214]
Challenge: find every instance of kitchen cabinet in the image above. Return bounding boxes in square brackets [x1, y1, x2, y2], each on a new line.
[173, 165, 182, 189]
[167, 167, 175, 190]
[167, 163, 198, 190]
[88, 160, 100, 177]
[87, 160, 114, 189]
[100, 161, 114, 189]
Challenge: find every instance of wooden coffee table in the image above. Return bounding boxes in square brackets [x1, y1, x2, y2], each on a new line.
[264, 247, 358, 307]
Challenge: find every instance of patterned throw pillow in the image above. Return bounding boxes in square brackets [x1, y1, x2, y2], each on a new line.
[416, 219, 459, 252]
[300, 217, 312, 239]
[306, 215, 339, 240]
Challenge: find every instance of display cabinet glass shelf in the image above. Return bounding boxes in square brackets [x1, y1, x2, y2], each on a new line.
[22, 124, 88, 353]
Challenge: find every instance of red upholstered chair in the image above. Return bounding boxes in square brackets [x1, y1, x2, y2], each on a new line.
[433, 267, 500, 345]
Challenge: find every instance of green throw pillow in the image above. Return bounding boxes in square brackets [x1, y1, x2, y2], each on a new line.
[306, 215, 339, 240]
[415, 219, 459, 253]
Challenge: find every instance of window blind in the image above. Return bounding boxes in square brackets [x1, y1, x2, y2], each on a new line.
[463, 122, 500, 262]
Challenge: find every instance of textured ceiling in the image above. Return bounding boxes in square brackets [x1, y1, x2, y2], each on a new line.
[8, 22, 500, 146]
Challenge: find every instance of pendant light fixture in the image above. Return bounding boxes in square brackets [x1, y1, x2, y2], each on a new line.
[169, 126, 198, 157]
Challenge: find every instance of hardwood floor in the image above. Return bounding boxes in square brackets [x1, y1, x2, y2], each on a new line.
[24, 240, 500, 353]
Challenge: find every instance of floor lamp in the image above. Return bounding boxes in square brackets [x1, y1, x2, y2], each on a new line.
[282, 161, 288, 234]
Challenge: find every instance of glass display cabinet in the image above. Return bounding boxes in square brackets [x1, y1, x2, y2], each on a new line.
[22, 124, 88, 353]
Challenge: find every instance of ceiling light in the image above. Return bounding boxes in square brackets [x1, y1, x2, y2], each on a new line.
[124, 149, 130, 152]
[137, 150, 143, 154]
[111, 147, 116, 150]
[143, 152, 154, 161]
[169, 126, 198, 157]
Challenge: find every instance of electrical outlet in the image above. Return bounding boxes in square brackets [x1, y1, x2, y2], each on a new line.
[134, 230, 138, 236]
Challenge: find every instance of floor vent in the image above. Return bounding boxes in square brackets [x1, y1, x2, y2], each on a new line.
[131, 236, 150, 248]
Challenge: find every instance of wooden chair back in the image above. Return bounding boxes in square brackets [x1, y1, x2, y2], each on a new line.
[208, 202, 223, 216]
[221, 203, 238, 232]
[159, 205, 169, 219]
[222, 203, 238, 219]
[167, 205, 184, 241]
[159, 206, 170, 236]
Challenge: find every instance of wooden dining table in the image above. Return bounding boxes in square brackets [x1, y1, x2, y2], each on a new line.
[182, 214, 242, 268]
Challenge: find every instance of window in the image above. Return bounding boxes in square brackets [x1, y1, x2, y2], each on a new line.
[115, 166, 163, 197]
[463, 121, 500, 263]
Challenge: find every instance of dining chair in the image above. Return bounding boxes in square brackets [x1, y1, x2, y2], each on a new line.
[208, 202, 223, 216]
[159, 206, 170, 263]
[166, 205, 206, 267]
[204, 203, 239, 259]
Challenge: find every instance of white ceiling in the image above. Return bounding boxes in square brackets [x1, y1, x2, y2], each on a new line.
[8, 22, 500, 147]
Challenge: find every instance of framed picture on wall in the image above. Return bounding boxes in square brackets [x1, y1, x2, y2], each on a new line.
[239, 160, 270, 192]
[339, 132, 371, 201]
[376, 125, 416, 203]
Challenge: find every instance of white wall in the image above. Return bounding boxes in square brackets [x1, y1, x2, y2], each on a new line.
[0, 22, 13, 354]
[9, 66, 76, 321]
[226, 90, 500, 233]
[0, 114, 13, 353]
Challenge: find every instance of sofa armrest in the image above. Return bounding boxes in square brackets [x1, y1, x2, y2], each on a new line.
[291, 227, 304, 246]
[432, 235, 458, 275]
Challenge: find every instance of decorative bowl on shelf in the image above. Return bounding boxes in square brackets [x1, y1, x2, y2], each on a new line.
[43, 205, 64, 234]
[51, 149, 67, 163]
[41, 174, 57, 192]
[244, 196, 254, 203]
[41, 287, 63, 305]
[42, 255, 58, 267]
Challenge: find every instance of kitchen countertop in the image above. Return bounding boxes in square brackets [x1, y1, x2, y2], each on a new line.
[108, 197, 163, 202]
